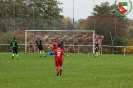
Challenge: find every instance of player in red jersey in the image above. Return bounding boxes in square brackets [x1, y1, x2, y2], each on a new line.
[48, 42, 58, 50]
[54, 44, 64, 76]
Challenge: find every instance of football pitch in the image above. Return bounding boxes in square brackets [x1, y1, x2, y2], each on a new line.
[0, 53, 133, 88]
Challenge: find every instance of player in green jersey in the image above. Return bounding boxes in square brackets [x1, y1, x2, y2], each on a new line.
[10, 38, 19, 60]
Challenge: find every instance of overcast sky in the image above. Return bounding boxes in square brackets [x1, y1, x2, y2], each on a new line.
[58, 0, 133, 21]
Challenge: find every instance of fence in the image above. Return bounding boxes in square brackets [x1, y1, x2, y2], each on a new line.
[1, 44, 133, 56]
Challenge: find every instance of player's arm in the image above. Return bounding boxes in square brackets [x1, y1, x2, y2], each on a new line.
[62, 53, 64, 62]
[54, 49, 56, 58]
[16, 42, 18, 47]
[9, 42, 12, 50]
[16, 42, 20, 48]
[62, 49, 65, 56]
[35, 40, 37, 45]
[35, 40, 39, 48]
[41, 40, 44, 47]
[48, 44, 53, 49]
[62, 50, 65, 61]
[10, 42, 12, 46]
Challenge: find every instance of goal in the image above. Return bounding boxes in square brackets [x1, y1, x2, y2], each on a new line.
[25, 30, 95, 54]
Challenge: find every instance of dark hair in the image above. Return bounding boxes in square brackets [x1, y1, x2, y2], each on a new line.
[13, 37, 15, 40]
[58, 43, 61, 47]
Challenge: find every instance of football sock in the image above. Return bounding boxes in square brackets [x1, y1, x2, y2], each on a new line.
[42, 51, 44, 54]
[42, 51, 46, 56]
[12, 54, 14, 57]
[60, 68, 62, 75]
[96, 53, 98, 57]
[57, 72, 59, 76]
[39, 51, 41, 54]
[16, 54, 18, 58]
[39, 51, 42, 57]
[12, 54, 14, 59]
[56, 67, 59, 72]
[94, 53, 96, 57]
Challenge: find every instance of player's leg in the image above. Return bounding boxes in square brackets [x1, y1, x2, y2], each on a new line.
[38, 46, 42, 57]
[94, 51, 96, 57]
[59, 66, 62, 76]
[96, 49, 99, 57]
[16, 48, 19, 60]
[41, 46, 46, 57]
[59, 60, 63, 76]
[12, 48, 15, 59]
[94, 49, 98, 57]
[55, 61, 60, 76]
[43, 50, 46, 57]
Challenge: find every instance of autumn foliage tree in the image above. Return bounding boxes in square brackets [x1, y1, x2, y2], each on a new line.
[81, 14, 127, 45]
[80, 2, 129, 45]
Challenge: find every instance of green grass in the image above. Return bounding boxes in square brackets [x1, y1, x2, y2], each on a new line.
[0, 53, 133, 88]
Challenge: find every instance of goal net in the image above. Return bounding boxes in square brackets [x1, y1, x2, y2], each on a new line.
[25, 30, 95, 54]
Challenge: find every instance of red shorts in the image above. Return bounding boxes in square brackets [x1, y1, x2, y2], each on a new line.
[55, 59, 63, 67]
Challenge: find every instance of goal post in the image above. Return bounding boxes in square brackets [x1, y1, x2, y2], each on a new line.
[25, 30, 95, 54]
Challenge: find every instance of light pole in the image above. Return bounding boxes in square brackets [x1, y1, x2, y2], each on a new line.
[14, 0, 15, 30]
[54, 0, 55, 30]
[114, 13, 116, 37]
[111, 10, 116, 37]
[32, 0, 35, 30]
[73, 0, 74, 30]
[93, 0, 95, 32]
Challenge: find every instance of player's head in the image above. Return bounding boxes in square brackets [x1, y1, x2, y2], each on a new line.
[37, 37, 40, 40]
[52, 42, 58, 49]
[13, 37, 15, 40]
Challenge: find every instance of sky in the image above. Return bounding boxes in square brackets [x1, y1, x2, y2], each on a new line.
[58, 0, 133, 21]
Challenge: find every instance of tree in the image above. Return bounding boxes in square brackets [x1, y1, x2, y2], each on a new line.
[80, 2, 129, 45]
[92, 2, 113, 15]
[127, 26, 133, 37]
[0, 0, 64, 32]
[126, 18, 133, 26]
[66, 21, 74, 30]
[63, 17, 73, 24]
[93, 1, 127, 26]
[113, 36, 125, 46]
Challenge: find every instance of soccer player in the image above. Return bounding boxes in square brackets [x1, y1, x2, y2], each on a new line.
[94, 42, 99, 58]
[10, 37, 19, 60]
[36, 37, 46, 57]
[58, 39, 65, 50]
[54, 44, 64, 76]
[48, 42, 58, 50]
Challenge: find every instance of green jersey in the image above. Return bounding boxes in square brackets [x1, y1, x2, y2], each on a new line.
[10, 41, 18, 48]
[36, 40, 42, 46]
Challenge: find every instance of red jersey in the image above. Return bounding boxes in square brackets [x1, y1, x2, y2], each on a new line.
[52, 42, 58, 49]
[54, 47, 64, 59]
[54, 47, 64, 67]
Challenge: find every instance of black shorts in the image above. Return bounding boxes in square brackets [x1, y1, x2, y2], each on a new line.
[95, 49, 98, 52]
[38, 45, 43, 50]
[12, 47, 18, 54]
